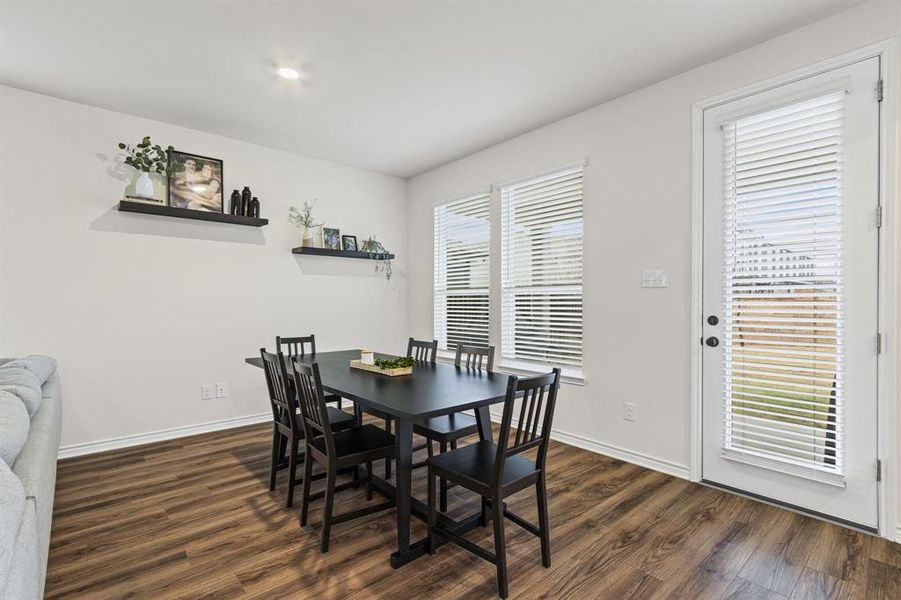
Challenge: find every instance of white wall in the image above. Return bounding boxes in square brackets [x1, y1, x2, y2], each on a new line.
[406, 0, 901, 525]
[0, 86, 408, 450]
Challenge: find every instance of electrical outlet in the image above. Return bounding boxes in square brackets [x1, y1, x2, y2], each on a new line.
[201, 384, 215, 401]
[623, 402, 637, 422]
[216, 383, 227, 398]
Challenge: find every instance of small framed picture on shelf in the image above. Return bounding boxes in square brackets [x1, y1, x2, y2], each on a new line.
[167, 150, 224, 213]
[341, 235, 358, 252]
[322, 227, 341, 250]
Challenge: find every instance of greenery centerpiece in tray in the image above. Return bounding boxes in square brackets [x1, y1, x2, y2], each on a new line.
[349, 355, 414, 377]
[374, 357, 414, 369]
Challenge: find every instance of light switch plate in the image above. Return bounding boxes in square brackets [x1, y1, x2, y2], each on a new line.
[201, 384, 215, 401]
[642, 269, 667, 288]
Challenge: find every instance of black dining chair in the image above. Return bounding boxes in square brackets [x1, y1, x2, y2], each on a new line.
[414, 343, 494, 511]
[276, 335, 344, 409]
[293, 359, 396, 553]
[427, 368, 561, 599]
[260, 348, 355, 508]
[361, 337, 438, 479]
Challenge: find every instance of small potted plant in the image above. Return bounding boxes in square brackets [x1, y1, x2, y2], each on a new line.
[117, 136, 173, 201]
[361, 236, 393, 280]
[288, 200, 323, 247]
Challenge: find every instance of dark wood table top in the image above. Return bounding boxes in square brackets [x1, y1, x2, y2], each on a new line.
[245, 349, 511, 420]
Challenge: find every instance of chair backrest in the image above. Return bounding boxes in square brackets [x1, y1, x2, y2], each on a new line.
[291, 360, 335, 457]
[494, 369, 561, 486]
[407, 337, 438, 364]
[276, 335, 317, 359]
[454, 343, 495, 371]
[260, 348, 301, 433]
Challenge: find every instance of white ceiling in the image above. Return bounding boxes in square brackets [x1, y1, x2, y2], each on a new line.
[0, 0, 860, 178]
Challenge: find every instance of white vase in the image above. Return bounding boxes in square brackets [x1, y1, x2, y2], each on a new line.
[134, 171, 155, 199]
[302, 227, 314, 247]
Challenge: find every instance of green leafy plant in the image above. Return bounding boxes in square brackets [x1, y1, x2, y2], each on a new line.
[288, 200, 322, 229]
[374, 356, 415, 369]
[361, 235, 393, 281]
[117, 136, 173, 174]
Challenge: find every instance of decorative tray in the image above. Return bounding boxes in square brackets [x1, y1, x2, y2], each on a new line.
[349, 360, 413, 377]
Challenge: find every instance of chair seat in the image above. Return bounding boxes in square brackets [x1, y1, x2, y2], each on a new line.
[310, 424, 395, 458]
[325, 406, 355, 428]
[428, 440, 537, 490]
[414, 412, 478, 440]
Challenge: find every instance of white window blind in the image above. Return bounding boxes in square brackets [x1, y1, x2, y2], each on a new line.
[721, 91, 845, 475]
[434, 192, 491, 351]
[501, 166, 584, 367]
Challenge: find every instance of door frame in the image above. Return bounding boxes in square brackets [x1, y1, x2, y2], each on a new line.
[689, 39, 898, 541]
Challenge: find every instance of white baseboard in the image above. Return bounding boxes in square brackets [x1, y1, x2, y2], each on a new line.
[488, 412, 690, 480]
[58, 412, 271, 460]
[896, 524, 901, 544]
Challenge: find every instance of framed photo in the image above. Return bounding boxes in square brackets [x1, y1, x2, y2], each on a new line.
[167, 150, 223, 212]
[341, 235, 358, 252]
[322, 227, 341, 250]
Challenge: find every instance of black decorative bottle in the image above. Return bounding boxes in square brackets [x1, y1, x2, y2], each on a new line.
[249, 197, 260, 218]
[240, 186, 252, 216]
[229, 190, 241, 215]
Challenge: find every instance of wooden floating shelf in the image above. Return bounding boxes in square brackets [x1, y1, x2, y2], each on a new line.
[292, 246, 395, 260]
[117, 200, 269, 227]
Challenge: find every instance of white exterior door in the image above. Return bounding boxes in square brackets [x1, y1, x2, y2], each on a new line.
[701, 57, 881, 529]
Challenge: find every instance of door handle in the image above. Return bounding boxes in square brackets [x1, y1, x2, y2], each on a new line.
[705, 336, 720, 347]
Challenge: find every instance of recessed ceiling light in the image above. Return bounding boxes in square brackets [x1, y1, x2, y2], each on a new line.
[277, 66, 300, 80]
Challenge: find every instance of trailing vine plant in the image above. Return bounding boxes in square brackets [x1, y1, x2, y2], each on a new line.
[361, 236, 393, 280]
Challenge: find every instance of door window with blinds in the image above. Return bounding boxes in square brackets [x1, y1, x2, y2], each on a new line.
[500, 166, 584, 368]
[433, 192, 491, 351]
[720, 92, 845, 476]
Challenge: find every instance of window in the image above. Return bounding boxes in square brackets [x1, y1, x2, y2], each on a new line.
[433, 191, 491, 351]
[721, 91, 845, 473]
[501, 166, 584, 368]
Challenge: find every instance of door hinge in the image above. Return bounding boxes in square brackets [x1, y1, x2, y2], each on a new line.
[877, 79, 884, 103]
[877, 333, 883, 354]
[877, 459, 882, 482]
[877, 205, 883, 229]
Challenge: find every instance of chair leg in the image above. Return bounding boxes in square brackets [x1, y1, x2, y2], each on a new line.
[427, 467, 437, 555]
[384, 416, 392, 479]
[321, 467, 336, 553]
[480, 496, 488, 527]
[426, 438, 434, 459]
[366, 461, 373, 501]
[269, 426, 280, 491]
[492, 496, 509, 598]
[277, 431, 288, 462]
[537, 474, 551, 568]
[286, 436, 298, 508]
[450, 440, 457, 450]
[439, 441, 448, 512]
[299, 450, 313, 527]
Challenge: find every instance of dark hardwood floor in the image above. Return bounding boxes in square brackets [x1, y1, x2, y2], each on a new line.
[47, 421, 901, 599]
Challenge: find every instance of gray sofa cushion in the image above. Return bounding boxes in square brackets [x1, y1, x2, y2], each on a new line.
[1, 499, 38, 600]
[12, 371, 61, 596]
[0, 391, 29, 464]
[3, 356, 57, 386]
[0, 458, 26, 592]
[0, 367, 42, 417]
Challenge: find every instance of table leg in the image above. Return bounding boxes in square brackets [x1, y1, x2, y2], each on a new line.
[390, 417, 413, 567]
[475, 406, 494, 442]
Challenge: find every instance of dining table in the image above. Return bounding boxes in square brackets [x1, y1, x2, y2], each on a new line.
[245, 348, 511, 567]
